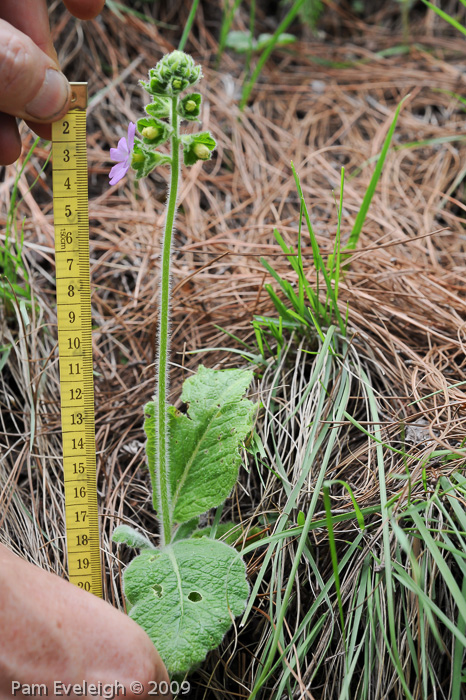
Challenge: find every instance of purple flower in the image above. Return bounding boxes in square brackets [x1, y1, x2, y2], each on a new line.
[109, 122, 136, 186]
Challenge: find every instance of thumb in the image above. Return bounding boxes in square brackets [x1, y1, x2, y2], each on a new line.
[0, 18, 71, 123]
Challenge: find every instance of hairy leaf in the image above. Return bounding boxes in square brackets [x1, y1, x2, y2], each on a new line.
[112, 525, 155, 551]
[124, 538, 249, 674]
[225, 30, 255, 53]
[165, 366, 256, 523]
[144, 96, 171, 119]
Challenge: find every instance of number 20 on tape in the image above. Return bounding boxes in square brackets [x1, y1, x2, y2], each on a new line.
[52, 83, 102, 597]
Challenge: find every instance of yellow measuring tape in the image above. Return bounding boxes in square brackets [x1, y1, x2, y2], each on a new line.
[52, 83, 102, 597]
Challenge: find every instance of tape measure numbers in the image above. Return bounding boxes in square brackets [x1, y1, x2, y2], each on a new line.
[52, 83, 102, 597]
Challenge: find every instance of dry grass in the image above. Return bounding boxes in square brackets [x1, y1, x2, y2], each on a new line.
[1, 0, 466, 697]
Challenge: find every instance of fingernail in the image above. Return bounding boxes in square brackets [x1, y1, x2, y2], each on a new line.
[25, 69, 70, 120]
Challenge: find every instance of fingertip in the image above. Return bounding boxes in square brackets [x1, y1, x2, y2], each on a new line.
[0, 114, 22, 165]
[0, 22, 70, 123]
[62, 0, 106, 20]
[25, 121, 52, 142]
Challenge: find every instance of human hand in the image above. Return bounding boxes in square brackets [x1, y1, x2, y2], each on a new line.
[0, 545, 171, 700]
[0, 1, 105, 166]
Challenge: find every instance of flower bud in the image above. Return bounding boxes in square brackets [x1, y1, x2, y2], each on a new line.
[185, 100, 197, 112]
[193, 143, 210, 160]
[132, 152, 145, 165]
[137, 117, 172, 147]
[145, 51, 203, 96]
[181, 131, 216, 166]
[141, 126, 159, 141]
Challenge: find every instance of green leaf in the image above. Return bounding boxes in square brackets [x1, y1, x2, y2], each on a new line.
[181, 132, 216, 166]
[140, 73, 168, 97]
[145, 96, 171, 119]
[345, 96, 408, 253]
[225, 31, 296, 54]
[177, 93, 202, 121]
[255, 33, 297, 51]
[123, 538, 249, 674]
[166, 366, 256, 523]
[143, 400, 156, 498]
[131, 139, 171, 179]
[172, 518, 199, 542]
[225, 30, 255, 54]
[112, 525, 156, 551]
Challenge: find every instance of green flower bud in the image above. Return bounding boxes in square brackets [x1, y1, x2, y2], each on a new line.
[137, 117, 172, 147]
[132, 152, 145, 165]
[161, 50, 193, 75]
[181, 131, 216, 166]
[141, 126, 159, 141]
[144, 51, 203, 96]
[177, 93, 202, 121]
[193, 143, 211, 160]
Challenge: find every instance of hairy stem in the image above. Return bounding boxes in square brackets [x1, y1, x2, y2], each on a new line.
[156, 95, 180, 546]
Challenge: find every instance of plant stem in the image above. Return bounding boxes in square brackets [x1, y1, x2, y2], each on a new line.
[156, 95, 180, 547]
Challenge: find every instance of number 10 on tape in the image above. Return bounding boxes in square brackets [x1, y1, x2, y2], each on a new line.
[52, 83, 102, 597]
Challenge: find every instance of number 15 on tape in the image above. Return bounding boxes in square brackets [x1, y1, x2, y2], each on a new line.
[52, 83, 102, 597]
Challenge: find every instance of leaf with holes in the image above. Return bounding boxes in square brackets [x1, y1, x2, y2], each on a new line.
[146, 366, 256, 524]
[123, 537, 249, 674]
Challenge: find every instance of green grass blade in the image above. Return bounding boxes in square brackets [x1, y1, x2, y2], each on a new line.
[363, 369, 414, 699]
[392, 562, 466, 647]
[408, 508, 466, 622]
[420, 0, 466, 36]
[323, 479, 365, 530]
[291, 163, 347, 334]
[323, 482, 348, 660]
[218, 0, 243, 62]
[178, 0, 201, 51]
[346, 96, 408, 253]
[239, 0, 306, 109]
[242, 336, 337, 622]
[249, 356, 352, 697]
[452, 576, 466, 700]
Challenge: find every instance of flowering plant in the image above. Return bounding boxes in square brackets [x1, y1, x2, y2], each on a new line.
[110, 51, 255, 676]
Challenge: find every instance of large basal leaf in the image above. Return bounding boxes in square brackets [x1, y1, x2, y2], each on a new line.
[123, 537, 249, 674]
[162, 365, 256, 524]
[168, 366, 255, 522]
